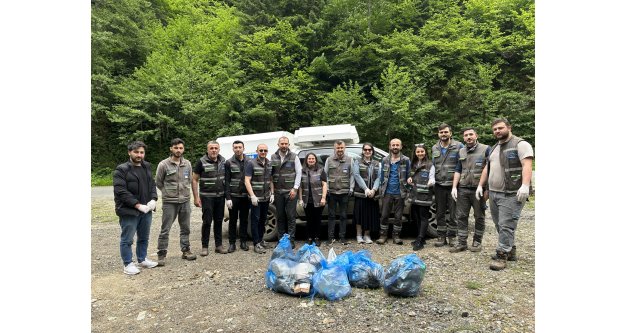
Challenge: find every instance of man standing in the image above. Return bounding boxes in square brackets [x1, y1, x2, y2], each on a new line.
[432, 123, 464, 247]
[477, 118, 533, 271]
[450, 128, 490, 253]
[377, 138, 412, 245]
[324, 140, 354, 245]
[270, 137, 301, 248]
[224, 140, 250, 252]
[192, 141, 228, 255]
[245, 144, 273, 254]
[113, 141, 159, 275]
[155, 138, 197, 266]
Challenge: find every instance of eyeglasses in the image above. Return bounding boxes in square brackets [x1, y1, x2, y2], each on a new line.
[363, 148, 372, 152]
[258, 149, 268, 152]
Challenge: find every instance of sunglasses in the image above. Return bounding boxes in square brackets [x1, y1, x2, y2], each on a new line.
[363, 148, 373, 151]
[258, 149, 268, 152]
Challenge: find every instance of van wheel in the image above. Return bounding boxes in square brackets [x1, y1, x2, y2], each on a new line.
[427, 202, 438, 238]
[263, 205, 279, 241]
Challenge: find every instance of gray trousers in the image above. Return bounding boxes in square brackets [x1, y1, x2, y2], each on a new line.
[434, 184, 457, 237]
[275, 191, 297, 238]
[380, 194, 403, 235]
[327, 193, 349, 239]
[455, 187, 486, 244]
[489, 191, 526, 253]
[157, 201, 191, 255]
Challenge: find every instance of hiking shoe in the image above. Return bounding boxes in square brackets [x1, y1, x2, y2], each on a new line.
[240, 241, 249, 251]
[491, 246, 517, 261]
[356, 236, 364, 244]
[123, 262, 140, 275]
[412, 238, 425, 251]
[182, 250, 197, 260]
[490, 250, 508, 271]
[260, 240, 273, 249]
[215, 245, 228, 254]
[392, 234, 403, 245]
[468, 241, 482, 252]
[447, 236, 457, 247]
[200, 247, 209, 256]
[434, 236, 447, 247]
[449, 244, 468, 253]
[138, 258, 158, 269]
[157, 255, 166, 266]
[363, 235, 373, 244]
[340, 238, 349, 245]
[254, 243, 266, 254]
[376, 235, 387, 245]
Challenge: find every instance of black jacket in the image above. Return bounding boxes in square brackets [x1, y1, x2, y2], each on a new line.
[113, 160, 158, 217]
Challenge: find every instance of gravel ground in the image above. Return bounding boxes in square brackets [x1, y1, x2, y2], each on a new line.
[91, 191, 535, 333]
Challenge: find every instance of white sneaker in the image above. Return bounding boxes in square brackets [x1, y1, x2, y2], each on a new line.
[138, 258, 158, 269]
[356, 236, 364, 244]
[123, 262, 140, 275]
[363, 235, 373, 244]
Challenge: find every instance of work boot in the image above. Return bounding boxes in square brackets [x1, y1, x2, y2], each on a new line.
[447, 236, 457, 247]
[468, 240, 482, 252]
[491, 246, 517, 261]
[215, 245, 228, 254]
[254, 243, 266, 254]
[376, 234, 387, 245]
[200, 247, 209, 256]
[182, 250, 197, 260]
[260, 240, 273, 249]
[490, 250, 508, 271]
[227, 244, 236, 253]
[157, 254, 166, 266]
[314, 238, 321, 247]
[240, 241, 249, 251]
[449, 242, 468, 253]
[392, 232, 403, 245]
[412, 238, 425, 251]
[434, 236, 447, 247]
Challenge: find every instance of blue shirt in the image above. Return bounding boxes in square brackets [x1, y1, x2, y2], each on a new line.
[386, 163, 401, 195]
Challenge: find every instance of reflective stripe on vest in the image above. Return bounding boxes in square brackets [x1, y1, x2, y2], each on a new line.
[227, 156, 248, 197]
[327, 156, 352, 195]
[353, 159, 380, 198]
[301, 168, 324, 207]
[199, 155, 226, 197]
[250, 158, 272, 201]
[458, 143, 489, 188]
[410, 161, 433, 205]
[379, 154, 410, 198]
[271, 152, 296, 193]
[432, 140, 461, 186]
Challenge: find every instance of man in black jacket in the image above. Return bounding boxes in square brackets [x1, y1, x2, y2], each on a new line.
[113, 141, 159, 275]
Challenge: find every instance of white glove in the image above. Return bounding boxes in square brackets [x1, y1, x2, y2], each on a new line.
[250, 196, 258, 206]
[427, 179, 435, 187]
[298, 199, 304, 207]
[137, 204, 150, 214]
[147, 200, 156, 211]
[475, 185, 483, 200]
[269, 194, 275, 204]
[451, 187, 458, 201]
[517, 184, 530, 202]
[226, 199, 233, 210]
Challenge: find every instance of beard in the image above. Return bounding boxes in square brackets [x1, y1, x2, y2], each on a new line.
[391, 148, 400, 154]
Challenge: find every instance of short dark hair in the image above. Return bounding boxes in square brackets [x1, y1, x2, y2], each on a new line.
[461, 127, 476, 135]
[233, 140, 244, 147]
[334, 140, 345, 146]
[170, 138, 185, 146]
[438, 123, 451, 131]
[127, 141, 147, 151]
[491, 117, 511, 127]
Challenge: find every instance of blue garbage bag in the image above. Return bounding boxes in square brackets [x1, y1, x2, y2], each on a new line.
[265, 258, 316, 296]
[270, 234, 298, 261]
[330, 250, 354, 272]
[296, 243, 326, 270]
[311, 259, 351, 301]
[348, 250, 384, 289]
[383, 253, 427, 297]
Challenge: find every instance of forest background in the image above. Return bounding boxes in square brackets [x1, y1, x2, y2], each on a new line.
[91, 0, 535, 183]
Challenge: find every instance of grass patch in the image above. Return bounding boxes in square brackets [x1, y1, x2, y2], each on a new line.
[465, 281, 482, 290]
[92, 168, 114, 186]
[91, 199, 117, 223]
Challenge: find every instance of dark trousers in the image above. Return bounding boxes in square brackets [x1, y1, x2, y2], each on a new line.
[434, 184, 457, 237]
[304, 204, 323, 240]
[274, 191, 297, 238]
[328, 193, 349, 239]
[200, 196, 225, 248]
[455, 187, 486, 244]
[410, 203, 430, 240]
[380, 194, 403, 236]
[228, 196, 250, 244]
[250, 201, 269, 245]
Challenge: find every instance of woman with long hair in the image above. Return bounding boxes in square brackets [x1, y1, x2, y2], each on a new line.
[352, 142, 381, 244]
[298, 153, 328, 246]
[409, 143, 435, 250]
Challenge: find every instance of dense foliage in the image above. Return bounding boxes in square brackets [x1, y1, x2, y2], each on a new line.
[92, 0, 534, 172]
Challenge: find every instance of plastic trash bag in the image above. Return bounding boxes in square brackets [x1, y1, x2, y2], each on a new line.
[312, 259, 351, 301]
[296, 243, 326, 270]
[348, 250, 384, 289]
[383, 253, 426, 297]
[265, 258, 316, 296]
[271, 234, 298, 261]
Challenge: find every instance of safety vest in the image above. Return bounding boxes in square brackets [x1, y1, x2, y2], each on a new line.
[326, 155, 353, 195]
[432, 139, 462, 186]
[458, 143, 489, 188]
[198, 154, 226, 197]
[271, 150, 297, 194]
[301, 167, 324, 207]
[249, 157, 272, 201]
[353, 158, 380, 199]
[410, 160, 433, 206]
[379, 154, 410, 199]
[226, 155, 249, 198]
[491, 135, 528, 193]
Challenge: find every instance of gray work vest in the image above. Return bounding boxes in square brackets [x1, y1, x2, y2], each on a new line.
[157, 157, 192, 203]
[198, 154, 226, 197]
[379, 154, 410, 199]
[491, 135, 529, 194]
[301, 167, 324, 207]
[226, 155, 249, 198]
[271, 150, 297, 194]
[326, 155, 353, 195]
[410, 160, 433, 206]
[249, 157, 272, 202]
[458, 143, 489, 188]
[353, 158, 380, 199]
[432, 139, 462, 186]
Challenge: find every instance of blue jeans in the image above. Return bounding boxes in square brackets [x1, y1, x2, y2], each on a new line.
[489, 191, 526, 253]
[250, 201, 269, 245]
[119, 212, 152, 266]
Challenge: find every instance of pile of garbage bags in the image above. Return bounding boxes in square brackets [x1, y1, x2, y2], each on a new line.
[265, 234, 427, 301]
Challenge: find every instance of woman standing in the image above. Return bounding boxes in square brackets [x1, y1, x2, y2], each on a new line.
[298, 153, 328, 246]
[352, 143, 381, 244]
[409, 144, 435, 250]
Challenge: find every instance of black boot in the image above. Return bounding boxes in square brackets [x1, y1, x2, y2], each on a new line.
[412, 238, 425, 251]
[227, 243, 236, 253]
[240, 241, 249, 251]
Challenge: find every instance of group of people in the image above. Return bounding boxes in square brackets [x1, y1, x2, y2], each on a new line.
[113, 117, 533, 275]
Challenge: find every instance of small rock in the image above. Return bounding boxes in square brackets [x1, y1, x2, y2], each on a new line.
[226, 318, 233, 323]
[322, 318, 335, 324]
[461, 311, 469, 317]
[408, 311, 416, 317]
[185, 315, 193, 319]
[373, 328, 379, 332]
[217, 329, 223, 333]
[107, 317, 116, 321]
[91, 299, 97, 303]
[137, 311, 146, 321]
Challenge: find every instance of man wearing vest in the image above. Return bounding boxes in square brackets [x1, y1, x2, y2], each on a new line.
[432, 123, 464, 247]
[225, 140, 251, 253]
[270, 137, 301, 249]
[377, 138, 412, 245]
[450, 128, 491, 253]
[476, 118, 533, 271]
[245, 144, 274, 254]
[324, 140, 355, 245]
[155, 138, 196, 266]
[192, 141, 228, 256]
